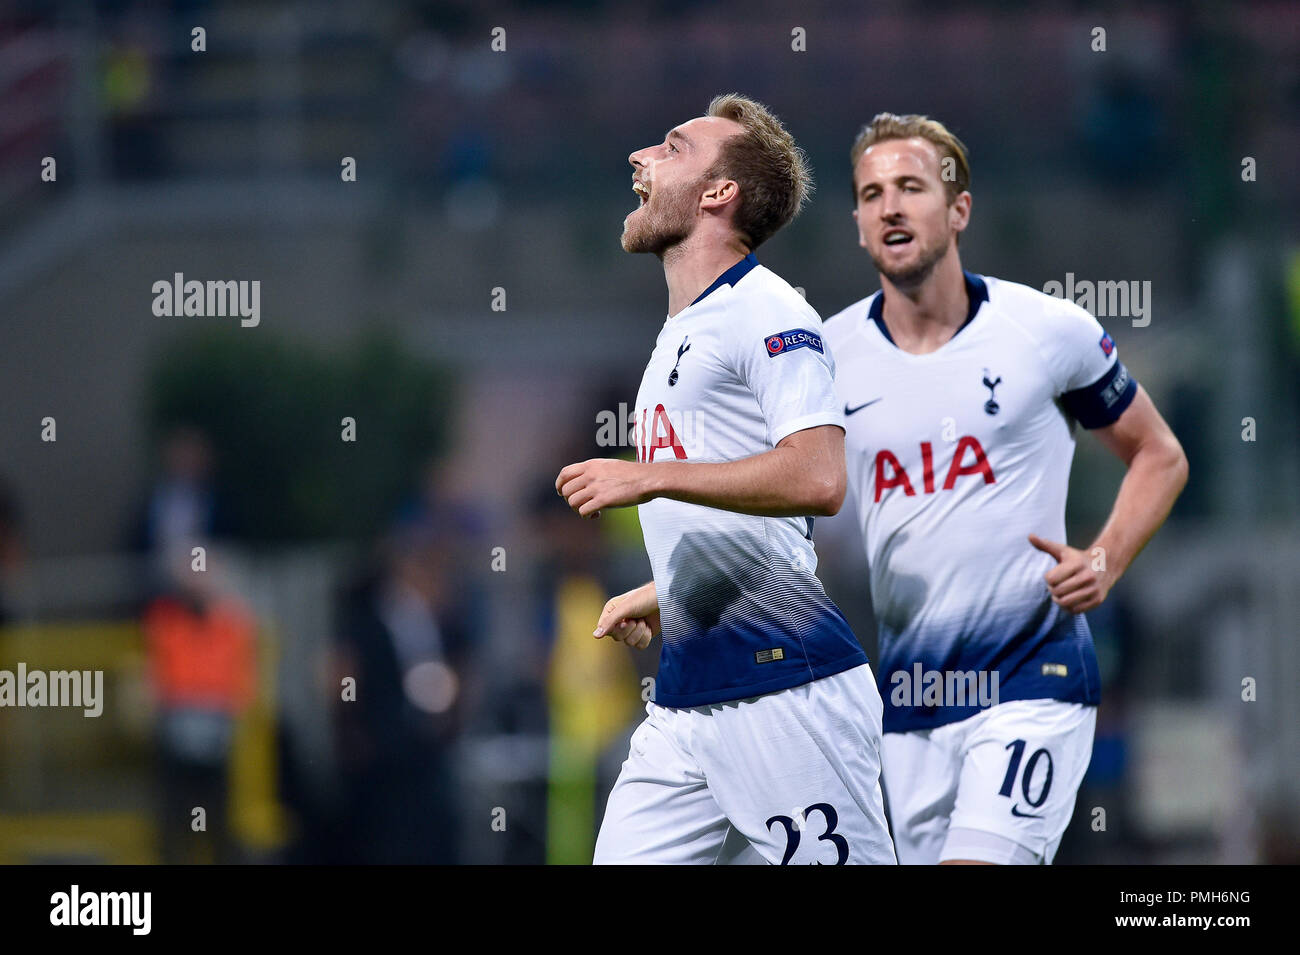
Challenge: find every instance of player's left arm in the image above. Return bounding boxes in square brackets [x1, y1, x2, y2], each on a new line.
[1029, 385, 1188, 612]
[555, 424, 846, 519]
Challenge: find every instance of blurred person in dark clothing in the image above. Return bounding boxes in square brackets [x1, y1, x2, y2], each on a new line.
[133, 426, 231, 590]
[0, 478, 25, 628]
[143, 545, 257, 864]
[102, 4, 168, 179]
[332, 525, 471, 864]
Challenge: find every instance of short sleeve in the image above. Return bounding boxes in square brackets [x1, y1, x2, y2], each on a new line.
[1042, 298, 1138, 429]
[727, 299, 846, 446]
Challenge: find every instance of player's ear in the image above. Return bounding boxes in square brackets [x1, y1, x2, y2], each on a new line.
[701, 179, 738, 210]
[949, 190, 971, 234]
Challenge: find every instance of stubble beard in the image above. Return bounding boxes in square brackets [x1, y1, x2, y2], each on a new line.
[621, 178, 699, 257]
[871, 233, 952, 291]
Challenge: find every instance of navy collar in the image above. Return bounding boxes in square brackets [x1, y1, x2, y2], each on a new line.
[691, 253, 760, 307]
[868, 271, 989, 346]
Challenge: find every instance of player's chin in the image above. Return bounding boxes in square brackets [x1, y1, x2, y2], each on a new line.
[874, 244, 940, 286]
[621, 212, 647, 250]
[621, 229, 655, 255]
[876, 252, 921, 280]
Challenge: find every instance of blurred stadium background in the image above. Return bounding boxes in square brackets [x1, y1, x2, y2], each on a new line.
[0, 0, 1297, 864]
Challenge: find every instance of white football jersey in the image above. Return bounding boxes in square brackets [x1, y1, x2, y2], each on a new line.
[822, 272, 1136, 732]
[633, 254, 867, 707]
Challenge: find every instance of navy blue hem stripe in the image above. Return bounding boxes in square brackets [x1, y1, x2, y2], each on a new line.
[652, 650, 868, 708]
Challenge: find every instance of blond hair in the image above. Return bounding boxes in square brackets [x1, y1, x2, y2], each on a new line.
[705, 93, 813, 250]
[850, 113, 970, 204]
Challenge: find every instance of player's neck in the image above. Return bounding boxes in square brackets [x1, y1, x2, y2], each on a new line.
[879, 254, 969, 354]
[662, 233, 751, 318]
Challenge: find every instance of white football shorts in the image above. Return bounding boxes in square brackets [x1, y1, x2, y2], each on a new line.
[881, 698, 1096, 864]
[594, 663, 897, 865]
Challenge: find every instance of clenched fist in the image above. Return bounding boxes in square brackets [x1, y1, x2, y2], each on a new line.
[593, 581, 660, 650]
[1028, 534, 1116, 614]
[556, 458, 657, 518]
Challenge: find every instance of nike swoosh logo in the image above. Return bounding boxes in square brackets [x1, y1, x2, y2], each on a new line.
[845, 398, 883, 416]
[1010, 805, 1044, 819]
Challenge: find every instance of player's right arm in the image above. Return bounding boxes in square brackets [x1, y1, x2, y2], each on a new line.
[632, 298, 851, 519]
[555, 424, 845, 519]
[646, 423, 846, 516]
[593, 580, 659, 650]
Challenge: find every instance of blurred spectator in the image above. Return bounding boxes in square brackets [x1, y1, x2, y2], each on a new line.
[527, 422, 649, 863]
[102, 5, 166, 179]
[143, 546, 257, 864]
[331, 524, 472, 864]
[133, 426, 230, 592]
[0, 477, 24, 628]
[394, 456, 490, 542]
[1079, 66, 1167, 187]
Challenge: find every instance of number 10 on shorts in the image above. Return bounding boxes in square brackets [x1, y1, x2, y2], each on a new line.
[999, 739, 1054, 819]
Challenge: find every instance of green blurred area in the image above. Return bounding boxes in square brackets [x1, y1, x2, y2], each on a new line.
[145, 329, 455, 544]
